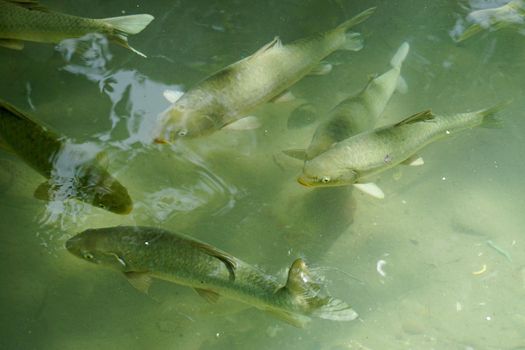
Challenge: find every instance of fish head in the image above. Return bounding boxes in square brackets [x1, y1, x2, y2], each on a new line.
[153, 106, 223, 143]
[66, 228, 128, 271]
[298, 160, 358, 188]
[78, 167, 133, 214]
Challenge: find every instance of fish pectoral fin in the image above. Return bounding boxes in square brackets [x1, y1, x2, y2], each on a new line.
[270, 91, 296, 103]
[222, 116, 261, 131]
[0, 100, 35, 123]
[402, 154, 424, 166]
[0, 39, 25, 50]
[124, 271, 152, 294]
[33, 181, 54, 201]
[95, 151, 109, 169]
[0, 136, 14, 154]
[163, 89, 184, 104]
[264, 308, 311, 328]
[308, 62, 333, 76]
[394, 110, 434, 127]
[251, 36, 283, 58]
[341, 32, 363, 51]
[353, 182, 385, 199]
[189, 241, 237, 282]
[395, 75, 408, 94]
[5, 0, 48, 11]
[194, 288, 220, 303]
[282, 149, 307, 160]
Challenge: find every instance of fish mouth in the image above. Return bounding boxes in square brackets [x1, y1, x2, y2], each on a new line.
[153, 137, 170, 144]
[297, 176, 313, 187]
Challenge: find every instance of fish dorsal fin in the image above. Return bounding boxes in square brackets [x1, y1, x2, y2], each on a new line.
[394, 110, 434, 127]
[6, 0, 48, 11]
[189, 241, 237, 282]
[194, 288, 220, 303]
[251, 36, 282, 58]
[124, 271, 152, 294]
[284, 258, 320, 299]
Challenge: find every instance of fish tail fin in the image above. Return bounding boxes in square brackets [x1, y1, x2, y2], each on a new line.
[278, 259, 359, 324]
[101, 14, 154, 57]
[336, 7, 376, 32]
[390, 41, 410, 68]
[478, 100, 511, 129]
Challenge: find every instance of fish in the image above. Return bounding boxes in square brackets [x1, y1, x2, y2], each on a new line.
[153, 7, 376, 142]
[284, 41, 410, 161]
[0, 0, 154, 57]
[452, 0, 525, 42]
[0, 100, 133, 214]
[298, 104, 507, 197]
[66, 226, 358, 327]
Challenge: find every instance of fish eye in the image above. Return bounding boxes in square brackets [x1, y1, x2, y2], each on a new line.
[178, 128, 188, 137]
[321, 176, 330, 184]
[83, 252, 94, 260]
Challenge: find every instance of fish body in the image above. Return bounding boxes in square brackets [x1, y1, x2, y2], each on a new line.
[296, 42, 410, 160]
[0, 100, 132, 214]
[66, 226, 358, 327]
[454, 0, 525, 42]
[154, 7, 376, 141]
[0, 0, 154, 56]
[299, 105, 504, 188]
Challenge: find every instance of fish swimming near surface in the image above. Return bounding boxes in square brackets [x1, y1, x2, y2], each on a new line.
[0, 100, 133, 214]
[284, 41, 410, 161]
[298, 104, 507, 198]
[452, 0, 525, 42]
[153, 7, 376, 142]
[0, 0, 154, 57]
[66, 226, 358, 327]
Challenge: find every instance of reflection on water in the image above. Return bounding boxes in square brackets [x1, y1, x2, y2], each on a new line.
[1, 0, 525, 349]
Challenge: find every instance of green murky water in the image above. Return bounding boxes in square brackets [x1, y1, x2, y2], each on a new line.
[1, 0, 525, 349]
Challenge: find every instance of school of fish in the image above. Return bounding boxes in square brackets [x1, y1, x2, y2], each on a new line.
[0, 0, 516, 329]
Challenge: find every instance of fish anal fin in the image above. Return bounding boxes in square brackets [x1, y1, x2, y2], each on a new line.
[125, 272, 152, 294]
[394, 110, 434, 127]
[0, 39, 25, 50]
[251, 36, 282, 58]
[353, 182, 385, 199]
[189, 241, 237, 282]
[194, 288, 220, 303]
[402, 154, 424, 166]
[265, 308, 311, 328]
[282, 149, 307, 160]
